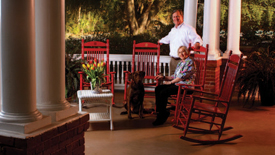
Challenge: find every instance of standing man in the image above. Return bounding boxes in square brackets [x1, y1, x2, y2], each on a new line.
[159, 9, 203, 75]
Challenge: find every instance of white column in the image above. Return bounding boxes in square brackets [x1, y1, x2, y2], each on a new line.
[0, 0, 43, 123]
[202, 0, 221, 60]
[35, 0, 77, 121]
[225, 0, 242, 56]
[0, 2, 2, 109]
[184, 0, 198, 28]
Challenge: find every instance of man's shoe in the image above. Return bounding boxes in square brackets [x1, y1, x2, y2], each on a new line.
[152, 111, 170, 126]
[152, 119, 163, 126]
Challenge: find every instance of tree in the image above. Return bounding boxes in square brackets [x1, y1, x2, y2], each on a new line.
[126, 0, 165, 35]
[100, 0, 184, 36]
[99, 0, 128, 34]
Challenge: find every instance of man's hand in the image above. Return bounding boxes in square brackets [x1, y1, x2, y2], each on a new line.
[194, 42, 200, 49]
[158, 40, 163, 45]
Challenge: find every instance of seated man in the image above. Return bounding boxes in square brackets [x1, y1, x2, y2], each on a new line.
[153, 46, 196, 126]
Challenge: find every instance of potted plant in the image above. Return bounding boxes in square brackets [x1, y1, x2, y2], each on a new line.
[237, 43, 275, 106]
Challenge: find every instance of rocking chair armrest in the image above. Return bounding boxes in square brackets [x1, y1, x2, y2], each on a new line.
[123, 71, 131, 80]
[182, 87, 219, 97]
[109, 71, 116, 75]
[176, 83, 203, 88]
[192, 95, 229, 104]
[123, 71, 131, 74]
[107, 72, 116, 79]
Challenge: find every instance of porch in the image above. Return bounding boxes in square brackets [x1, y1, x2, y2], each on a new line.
[75, 90, 275, 155]
[0, 0, 269, 154]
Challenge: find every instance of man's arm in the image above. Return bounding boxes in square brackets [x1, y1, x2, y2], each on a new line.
[158, 30, 172, 44]
[187, 26, 203, 48]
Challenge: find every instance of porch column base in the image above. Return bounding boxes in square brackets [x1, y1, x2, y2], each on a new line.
[0, 116, 51, 134]
[223, 49, 242, 58]
[0, 109, 43, 123]
[38, 105, 78, 122]
[0, 113, 89, 155]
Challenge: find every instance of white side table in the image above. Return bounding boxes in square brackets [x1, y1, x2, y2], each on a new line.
[77, 89, 113, 130]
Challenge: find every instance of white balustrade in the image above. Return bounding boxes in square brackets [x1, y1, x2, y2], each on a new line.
[73, 54, 171, 90]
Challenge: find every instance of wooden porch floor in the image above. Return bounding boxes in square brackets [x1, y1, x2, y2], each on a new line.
[72, 90, 275, 155]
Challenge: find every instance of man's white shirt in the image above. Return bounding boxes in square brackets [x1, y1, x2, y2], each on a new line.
[159, 23, 203, 58]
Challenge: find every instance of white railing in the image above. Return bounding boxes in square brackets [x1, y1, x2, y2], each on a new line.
[74, 54, 171, 90]
[109, 54, 171, 90]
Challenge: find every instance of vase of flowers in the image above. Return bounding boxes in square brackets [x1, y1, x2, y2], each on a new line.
[82, 58, 107, 94]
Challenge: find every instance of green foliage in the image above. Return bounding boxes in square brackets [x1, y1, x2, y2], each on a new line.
[108, 33, 133, 54]
[262, 6, 275, 27]
[65, 41, 82, 99]
[65, 0, 275, 55]
[196, 3, 204, 36]
[220, 4, 228, 30]
[99, 0, 127, 34]
[240, 23, 261, 47]
[65, 31, 169, 55]
[65, 11, 105, 37]
[241, 1, 275, 30]
[65, 0, 105, 37]
[237, 41, 275, 106]
[65, 37, 82, 54]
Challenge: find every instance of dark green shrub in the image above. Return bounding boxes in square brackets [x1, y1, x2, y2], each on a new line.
[65, 32, 171, 55]
[65, 37, 82, 99]
[237, 41, 275, 107]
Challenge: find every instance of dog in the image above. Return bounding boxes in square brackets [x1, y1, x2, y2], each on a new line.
[124, 71, 145, 119]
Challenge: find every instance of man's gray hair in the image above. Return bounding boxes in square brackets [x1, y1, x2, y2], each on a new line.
[172, 9, 183, 17]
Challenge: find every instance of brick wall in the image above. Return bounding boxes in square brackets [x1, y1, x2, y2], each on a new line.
[204, 59, 227, 94]
[0, 114, 89, 155]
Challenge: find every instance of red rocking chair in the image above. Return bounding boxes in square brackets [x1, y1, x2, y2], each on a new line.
[177, 51, 243, 144]
[123, 41, 160, 105]
[169, 44, 209, 122]
[78, 39, 116, 105]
